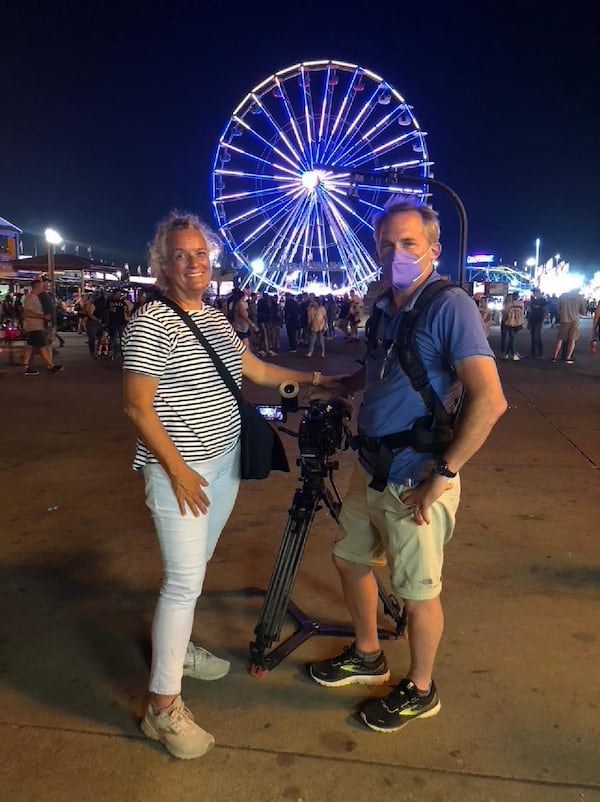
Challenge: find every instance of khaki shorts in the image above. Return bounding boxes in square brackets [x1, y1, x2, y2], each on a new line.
[557, 321, 579, 341]
[334, 463, 460, 601]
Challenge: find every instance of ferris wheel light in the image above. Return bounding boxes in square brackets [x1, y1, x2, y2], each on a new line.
[301, 170, 322, 190]
[250, 258, 265, 273]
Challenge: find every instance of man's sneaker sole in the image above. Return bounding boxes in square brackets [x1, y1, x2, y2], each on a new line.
[360, 699, 441, 732]
[141, 716, 215, 760]
[309, 666, 390, 688]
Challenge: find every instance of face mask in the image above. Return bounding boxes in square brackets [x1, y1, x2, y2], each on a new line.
[382, 247, 432, 290]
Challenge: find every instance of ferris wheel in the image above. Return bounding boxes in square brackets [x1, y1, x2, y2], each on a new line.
[211, 60, 432, 293]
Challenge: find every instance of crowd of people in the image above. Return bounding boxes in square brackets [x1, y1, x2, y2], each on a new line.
[216, 286, 364, 359]
[475, 288, 596, 363]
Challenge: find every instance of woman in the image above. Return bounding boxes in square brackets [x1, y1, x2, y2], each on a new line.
[84, 294, 103, 357]
[306, 297, 327, 358]
[501, 291, 524, 360]
[122, 211, 339, 760]
[228, 287, 258, 346]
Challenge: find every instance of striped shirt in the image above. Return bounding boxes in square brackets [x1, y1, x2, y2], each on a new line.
[122, 300, 246, 470]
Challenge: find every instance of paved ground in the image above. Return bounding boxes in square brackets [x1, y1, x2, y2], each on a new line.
[1, 319, 599, 802]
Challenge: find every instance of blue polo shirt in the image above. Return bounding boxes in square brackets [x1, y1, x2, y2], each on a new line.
[357, 273, 495, 485]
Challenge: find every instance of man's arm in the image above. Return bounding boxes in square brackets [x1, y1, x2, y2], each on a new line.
[442, 355, 507, 474]
[399, 355, 507, 524]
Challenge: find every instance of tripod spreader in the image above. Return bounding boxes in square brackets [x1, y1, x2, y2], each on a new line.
[247, 460, 406, 676]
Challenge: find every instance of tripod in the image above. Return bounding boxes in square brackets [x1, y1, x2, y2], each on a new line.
[248, 452, 406, 676]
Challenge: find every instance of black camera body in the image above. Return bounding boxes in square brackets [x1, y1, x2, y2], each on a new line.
[298, 400, 346, 462]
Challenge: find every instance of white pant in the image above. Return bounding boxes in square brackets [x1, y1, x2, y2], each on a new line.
[143, 443, 240, 695]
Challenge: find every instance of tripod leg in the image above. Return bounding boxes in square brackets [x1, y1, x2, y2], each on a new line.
[376, 578, 406, 638]
[249, 490, 318, 672]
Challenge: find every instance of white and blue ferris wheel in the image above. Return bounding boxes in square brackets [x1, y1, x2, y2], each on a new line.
[211, 60, 432, 293]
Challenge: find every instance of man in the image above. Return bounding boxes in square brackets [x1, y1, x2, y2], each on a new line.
[308, 199, 506, 733]
[284, 293, 299, 352]
[107, 288, 130, 358]
[22, 279, 64, 375]
[39, 277, 66, 349]
[550, 288, 587, 363]
[527, 287, 547, 359]
[256, 292, 275, 356]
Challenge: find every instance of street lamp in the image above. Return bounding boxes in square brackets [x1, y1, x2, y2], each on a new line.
[45, 228, 62, 328]
[535, 238, 541, 271]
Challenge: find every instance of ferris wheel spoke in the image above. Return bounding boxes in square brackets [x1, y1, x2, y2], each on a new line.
[316, 66, 336, 164]
[238, 187, 307, 251]
[216, 184, 300, 203]
[319, 199, 371, 285]
[220, 185, 304, 228]
[328, 104, 402, 166]
[346, 130, 424, 169]
[325, 187, 375, 233]
[261, 194, 313, 265]
[250, 93, 308, 171]
[218, 140, 278, 171]
[323, 66, 364, 162]
[321, 83, 381, 166]
[273, 79, 310, 164]
[298, 67, 317, 165]
[230, 115, 300, 173]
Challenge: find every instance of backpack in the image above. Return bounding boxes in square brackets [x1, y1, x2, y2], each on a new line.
[505, 303, 524, 328]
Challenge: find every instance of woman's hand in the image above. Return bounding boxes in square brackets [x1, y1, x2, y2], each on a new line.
[169, 464, 210, 517]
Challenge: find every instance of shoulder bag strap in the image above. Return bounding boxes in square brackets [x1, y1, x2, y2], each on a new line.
[159, 296, 244, 406]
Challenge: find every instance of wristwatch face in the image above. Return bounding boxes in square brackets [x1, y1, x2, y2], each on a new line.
[434, 459, 455, 477]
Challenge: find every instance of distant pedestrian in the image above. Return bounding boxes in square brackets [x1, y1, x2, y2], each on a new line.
[284, 293, 299, 352]
[306, 297, 327, 357]
[501, 292, 524, 360]
[551, 289, 586, 363]
[21, 279, 64, 374]
[526, 288, 547, 359]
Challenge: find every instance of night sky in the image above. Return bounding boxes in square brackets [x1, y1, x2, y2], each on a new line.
[3, 0, 599, 278]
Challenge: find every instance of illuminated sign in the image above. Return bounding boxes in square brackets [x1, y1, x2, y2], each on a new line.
[466, 254, 495, 265]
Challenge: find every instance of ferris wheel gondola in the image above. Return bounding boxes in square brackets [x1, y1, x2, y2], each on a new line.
[211, 60, 432, 293]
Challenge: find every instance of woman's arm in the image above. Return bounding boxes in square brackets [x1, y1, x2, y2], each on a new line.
[123, 371, 210, 516]
[242, 349, 349, 397]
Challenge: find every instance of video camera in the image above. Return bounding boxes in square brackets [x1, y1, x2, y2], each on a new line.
[255, 381, 349, 466]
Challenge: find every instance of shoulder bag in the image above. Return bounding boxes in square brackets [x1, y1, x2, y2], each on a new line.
[160, 297, 289, 480]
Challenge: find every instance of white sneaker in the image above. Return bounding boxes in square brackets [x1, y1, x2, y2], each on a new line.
[141, 696, 214, 760]
[183, 641, 230, 681]
[512, 354, 520, 361]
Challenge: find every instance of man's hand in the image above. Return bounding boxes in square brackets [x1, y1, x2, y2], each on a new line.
[399, 472, 454, 526]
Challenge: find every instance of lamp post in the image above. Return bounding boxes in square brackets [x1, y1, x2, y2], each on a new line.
[45, 228, 62, 328]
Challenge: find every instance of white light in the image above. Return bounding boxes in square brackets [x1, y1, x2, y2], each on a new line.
[250, 258, 265, 273]
[301, 170, 322, 191]
[526, 257, 536, 267]
[45, 227, 62, 245]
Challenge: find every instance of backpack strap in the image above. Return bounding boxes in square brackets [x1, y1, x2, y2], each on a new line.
[357, 280, 466, 491]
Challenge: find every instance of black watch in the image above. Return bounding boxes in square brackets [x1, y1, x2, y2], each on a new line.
[433, 458, 457, 478]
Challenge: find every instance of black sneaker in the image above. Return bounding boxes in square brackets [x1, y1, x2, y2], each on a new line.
[48, 365, 64, 373]
[360, 678, 441, 732]
[24, 367, 39, 375]
[308, 642, 390, 688]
